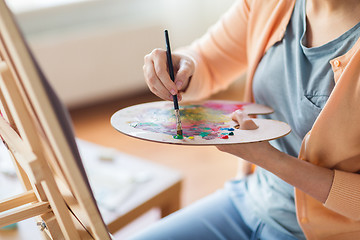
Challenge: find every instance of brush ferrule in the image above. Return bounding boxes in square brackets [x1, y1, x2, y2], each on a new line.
[175, 109, 182, 126]
[175, 109, 183, 134]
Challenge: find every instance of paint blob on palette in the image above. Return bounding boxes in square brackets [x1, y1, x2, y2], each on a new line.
[111, 100, 291, 145]
[129, 102, 246, 140]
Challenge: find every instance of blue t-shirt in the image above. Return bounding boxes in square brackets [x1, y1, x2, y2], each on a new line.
[232, 0, 360, 238]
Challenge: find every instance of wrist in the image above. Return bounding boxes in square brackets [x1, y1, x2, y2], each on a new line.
[252, 143, 287, 170]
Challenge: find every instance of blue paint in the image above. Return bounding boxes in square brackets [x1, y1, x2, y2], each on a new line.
[220, 127, 235, 131]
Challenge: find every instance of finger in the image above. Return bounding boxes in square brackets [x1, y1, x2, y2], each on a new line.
[174, 57, 194, 91]
[144, 56, 173, 101]
[231, 110, 246, 123]
[146, 67, 173, 101]
[177, 92, 182, 102]
[231, 110, 258, 130]
[151, 49, 179, 96]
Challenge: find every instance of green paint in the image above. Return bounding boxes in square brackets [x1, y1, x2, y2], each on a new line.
[138, 122, 159, 127]
[229, 132, 234, 136]
[200, 132, 210, 137]
[173, 134, 184, 139]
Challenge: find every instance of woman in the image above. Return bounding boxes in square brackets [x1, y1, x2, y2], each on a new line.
[136, 0, 360, 239]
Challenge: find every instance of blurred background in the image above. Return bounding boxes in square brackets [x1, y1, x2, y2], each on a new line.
[9, 0, 236, 108]
[1, 0, 245, 239]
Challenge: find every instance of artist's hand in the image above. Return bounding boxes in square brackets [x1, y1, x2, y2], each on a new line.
[216, 113, 334, 204]
[216, 141, 274, 165]
[216, 109, 269, 165]
[216, 140, 334, 204]
[143, 48, 195, 101]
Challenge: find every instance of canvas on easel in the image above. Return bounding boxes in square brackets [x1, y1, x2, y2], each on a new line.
[0, 1, 111, 239]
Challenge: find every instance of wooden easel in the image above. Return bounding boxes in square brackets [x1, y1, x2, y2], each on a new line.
[0, 1, 111, 239]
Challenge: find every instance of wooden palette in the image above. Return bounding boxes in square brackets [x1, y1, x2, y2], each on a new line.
[111, 100, 291, 145]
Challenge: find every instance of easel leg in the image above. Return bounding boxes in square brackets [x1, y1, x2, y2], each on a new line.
[39, 212, 64, 240]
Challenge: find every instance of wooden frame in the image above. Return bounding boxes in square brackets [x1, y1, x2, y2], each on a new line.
[0, 1, 111, 239]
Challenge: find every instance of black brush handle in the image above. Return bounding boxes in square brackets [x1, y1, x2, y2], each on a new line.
[164, 29, 179, 110]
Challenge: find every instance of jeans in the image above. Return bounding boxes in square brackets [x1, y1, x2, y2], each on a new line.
[130, 182, 299, 240]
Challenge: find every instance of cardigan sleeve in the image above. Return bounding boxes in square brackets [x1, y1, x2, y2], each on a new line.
[324, 170, 360, 220]
[307, 49, 360, 220]
[178, 0, 250, 102]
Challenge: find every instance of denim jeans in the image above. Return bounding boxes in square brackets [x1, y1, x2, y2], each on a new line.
[130, 184, 299, 240]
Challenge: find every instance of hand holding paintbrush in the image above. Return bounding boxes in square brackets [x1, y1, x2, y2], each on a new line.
[142, 30, 196, 135]
[143, 30, 195, 101]
[164, 29, 183, 137]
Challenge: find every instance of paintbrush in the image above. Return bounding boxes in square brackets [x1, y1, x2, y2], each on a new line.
[164, 29, 183, 136]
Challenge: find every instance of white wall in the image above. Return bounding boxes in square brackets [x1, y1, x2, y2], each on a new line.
[12, 0, 236, 108]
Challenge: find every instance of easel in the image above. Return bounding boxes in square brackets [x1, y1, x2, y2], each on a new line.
[0, 1, 111, 239]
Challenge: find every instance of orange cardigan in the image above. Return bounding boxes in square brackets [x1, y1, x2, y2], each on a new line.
[180, 0, 360, 239]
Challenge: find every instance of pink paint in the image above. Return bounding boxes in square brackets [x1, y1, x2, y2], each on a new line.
[203, 102, 247, 114]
